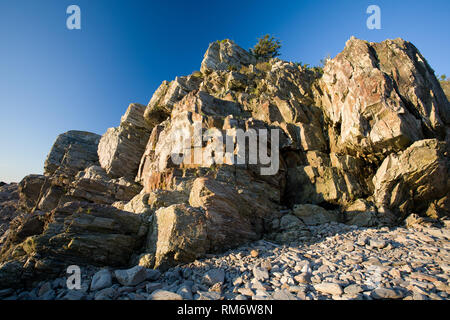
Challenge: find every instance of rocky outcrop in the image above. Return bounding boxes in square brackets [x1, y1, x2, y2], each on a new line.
[143, 76, 203, 127]
[201, 39, 256, 74]
[44, 131, 101, 177]
[67, 166, 142, 205]
[318, 37, 450, 158]
[98, 103, 152, 179]
[17, 175, 46, 212]
[148, 204, 209, 270]
[0, 183, 22, 247]
[1, 37, 449, 294]
[0, 201, 147, 289]
[373, 139, 449, 224]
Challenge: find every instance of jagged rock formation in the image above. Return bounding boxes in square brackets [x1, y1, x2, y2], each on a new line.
[98, 103, 152, 179]
[0, 37, 449, 291]
[0, 183, 23, 248]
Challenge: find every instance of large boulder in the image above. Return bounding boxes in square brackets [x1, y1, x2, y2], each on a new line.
[189, 176, 278, 250]
[318, 37, 450, 157]
[373, 139, 449, 223]
[148, 204, 209, 270]
[200, 39, 256, 74]
[98, 103, 152, 179]
[44, 131, 101, 177]
[17, 175, 46, 212]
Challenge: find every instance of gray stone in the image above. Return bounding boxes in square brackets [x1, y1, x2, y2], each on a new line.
[114, 266, 148, 286]
[90, 269, 112, 292]
[344, 284, 363, 295]
[371, 288, 404, 299]
[272, 289, 298, 300]
[145, 269, 161, 281]
[369, 239, 387, 249]
[203, 269, 225, 286]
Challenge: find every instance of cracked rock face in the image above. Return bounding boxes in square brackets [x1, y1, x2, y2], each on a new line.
[44, 131, 101, 177]
[201, 39, 257, 74]
[98, 103, 152, 179]
[373, 139, 449, 224]
[318, 37, 450, 158]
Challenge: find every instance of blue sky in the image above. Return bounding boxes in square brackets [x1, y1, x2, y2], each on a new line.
[0, 0, 449, 182]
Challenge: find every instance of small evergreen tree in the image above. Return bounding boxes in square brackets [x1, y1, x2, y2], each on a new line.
[440, 74, 447, 81]
[250, 35, 281, 60]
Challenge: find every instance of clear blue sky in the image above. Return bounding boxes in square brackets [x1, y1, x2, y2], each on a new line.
[1, 0, 449, 182]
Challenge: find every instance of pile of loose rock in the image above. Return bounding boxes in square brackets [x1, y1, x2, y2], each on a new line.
[1, 221, 448, 300]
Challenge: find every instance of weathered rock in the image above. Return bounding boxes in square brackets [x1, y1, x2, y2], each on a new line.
[177, 283, 193, 300]
[314, 282, 343, 296]
[94, 287, 118, 300]
[120, 192, 152, 215]
[138, 253, 155, 269]
[344, 199, 379, 227]
[17, 175, 46, 212]
[373, 139, 449, 223]
[114, 266, 148, 286]
[2, 37, 450, 298]
[267, 214, 311, 244]
[344, 284, 363, 295]
[201, 39, 256, 74]
[144, 75, 202, 127]
[44, 131, 100, 177]
[189, 177, 261, 249]
[0, 201, 147, 289]
[272, 289, 298, 300]
[145, 282, 163, 294]
[285, 152, 365, 207]
[149, 204, 209, 270]
[0, 183, 22, 242]
[98, 103, 152, 179]
[90, 269, 112, 291]
[67, 165, 142, 205]
[319, 37, 450, 156]
[61, 290, 86, 300]
[293, 204, 340, 225]
[371, 287, 404, 299]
